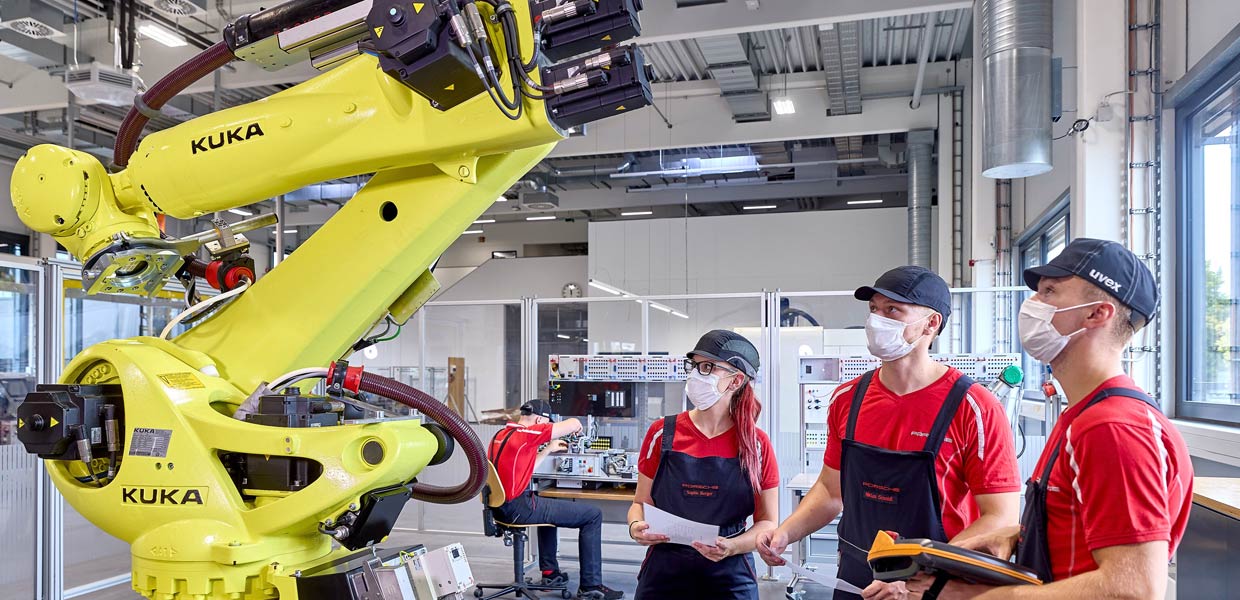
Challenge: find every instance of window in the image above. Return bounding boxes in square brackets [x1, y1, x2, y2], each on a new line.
[1178, 56, 1240, 424]
[1016, 198, 1070, 385]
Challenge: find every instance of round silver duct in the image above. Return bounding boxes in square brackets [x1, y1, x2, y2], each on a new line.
[907, 130, 935, 268]
[979, 0, 1053, 178]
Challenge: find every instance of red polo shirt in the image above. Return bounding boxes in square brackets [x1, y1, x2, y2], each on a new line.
[1032, 375, 1193, 580]
[824, 367, 1022, 539]
[489, 422, 553, 503]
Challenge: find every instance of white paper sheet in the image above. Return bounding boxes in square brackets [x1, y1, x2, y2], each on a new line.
[642, 503, 720, 546]
[788, 562, 865, 595]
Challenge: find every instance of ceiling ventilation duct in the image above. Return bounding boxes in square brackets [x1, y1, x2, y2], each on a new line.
[137, 0, 207, 18]
[698, 35, 769, 122]
[65, 63, 141, 106]
[0, 0, 77, 69]
[979, 0, 1053, 178]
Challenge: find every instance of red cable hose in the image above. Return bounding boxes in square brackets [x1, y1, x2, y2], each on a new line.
[357, 371, 487, 504]
[113, 41, 236, 168]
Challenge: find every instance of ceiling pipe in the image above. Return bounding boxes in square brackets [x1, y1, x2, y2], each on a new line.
[908, 12, 939, 110]
[907, 129, 934, 268]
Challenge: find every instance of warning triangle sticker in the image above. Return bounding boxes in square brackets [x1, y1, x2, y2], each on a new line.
[445, 83, 456, 91]
[616, 105, 626, 111]
[413, 2, 424, 13]
[50, 417, 59, 428]
[601, 34, 612, 41]
[374, 25, 385, 38]
[603, 65, 611, 70]
[16, 418, 23, 429]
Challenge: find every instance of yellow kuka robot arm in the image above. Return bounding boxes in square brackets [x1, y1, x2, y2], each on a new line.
[9, 0, 651, 597]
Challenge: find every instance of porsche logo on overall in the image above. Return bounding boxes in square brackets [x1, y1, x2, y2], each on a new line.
[121, 486, 208, 505]
[191, 123, 265, 155]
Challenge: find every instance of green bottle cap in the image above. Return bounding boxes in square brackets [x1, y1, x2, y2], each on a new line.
[1000, 365, 1023, 386]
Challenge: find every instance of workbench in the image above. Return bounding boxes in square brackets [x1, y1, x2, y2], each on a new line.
[1179, 477, 1240, 597]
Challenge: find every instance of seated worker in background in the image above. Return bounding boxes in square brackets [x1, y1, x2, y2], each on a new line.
[757, 266, 1021, 600]
[908, 239, 1192, 600]
[627, 330, 779, 600]
[489, 400, 624, 600]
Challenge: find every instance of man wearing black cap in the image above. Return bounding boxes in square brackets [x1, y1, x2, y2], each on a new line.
[758, 266, 1021, 600]
[908, 239, 1193, 600]
[488, 400, 624, 599]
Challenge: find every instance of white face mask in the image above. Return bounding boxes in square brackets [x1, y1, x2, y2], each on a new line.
[685, 370, 731, 411]
[865, 313, 931, 361]
[1018, 299, 1102, 363]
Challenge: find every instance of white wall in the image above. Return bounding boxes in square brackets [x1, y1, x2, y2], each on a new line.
[588, 208, 911, 295]
[1186, 0, 1240, 70]
[436, 255, 586, 301]
[437, 220, 587, 268]
[0, 161, 25, 235]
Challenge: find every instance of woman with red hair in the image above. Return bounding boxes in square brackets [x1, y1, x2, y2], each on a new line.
[627, 330, 778, 599]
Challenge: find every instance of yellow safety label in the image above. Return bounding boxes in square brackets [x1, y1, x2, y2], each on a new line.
[17, 418, 23, 429]
[616, 105, 626, 111]
[375, 26, 385, 38]
[157, 372, 205, 390]
[602, 34, 612, 41]
[50, 417, 59, 428]
[445, 83, 456, 91]
[413, 2, 424, 13]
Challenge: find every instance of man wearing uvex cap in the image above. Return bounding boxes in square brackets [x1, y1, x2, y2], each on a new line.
[758, 266, 1021, 600]
[909, 238, 1193, 599]
[489, 400, 624, 600]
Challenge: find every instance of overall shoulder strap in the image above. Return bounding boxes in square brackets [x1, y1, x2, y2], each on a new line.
[489, 426, 520, 464]
[844, 370, 876, 441]
[1036, 386, 1156, 483]
[923, 374, 976, 453]
[661, 414, 678, 452]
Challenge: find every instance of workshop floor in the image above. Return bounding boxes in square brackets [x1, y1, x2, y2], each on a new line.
[75, 529, 835, 599]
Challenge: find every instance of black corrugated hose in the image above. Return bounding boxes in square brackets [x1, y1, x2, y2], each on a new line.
[357, 371, 487, 504]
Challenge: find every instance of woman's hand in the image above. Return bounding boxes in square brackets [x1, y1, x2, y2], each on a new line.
[691, 536, 736, 562]
[629, 521, 669, 547]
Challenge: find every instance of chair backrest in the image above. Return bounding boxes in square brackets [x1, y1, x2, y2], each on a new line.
[482, 460, 506, 508]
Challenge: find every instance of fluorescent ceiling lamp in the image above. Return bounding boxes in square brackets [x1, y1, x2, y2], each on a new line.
[670, 310, 689, 319]
[473, 219, 496, 224]
[556, 334, 571, 340]
[495, 196, 508, 202]
[228, 208, 253, 216]
[772, 97, 796, 115]
[588, 279, 623, 295]
[847, 199, 884, 205]
[621, 211, 653, 216]
[282, 229, 297, 234]
[649, 302, 673, 313]
[461, 229, 484, 235]
[138, 21, 187, 47]
[526, 215, 556, 221]
[743, 205, 777, 210]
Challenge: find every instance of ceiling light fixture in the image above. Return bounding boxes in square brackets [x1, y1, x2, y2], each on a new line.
[282, 229, 297, 234]
[495, 196, 508, 202]
[461, 229, 484, 235]
[473, 219, 496, 224]
[847, 199, 884, 205]
[621, 211, 653, 217]
[228, 208, 253, 216]
[743, 205, 777, 210]
[138, 21, 188, 47]
[556, 334, 571, 340]
[526, 215, 556, 221]
[772, 97, 796, 115]
[587, 279, 623, 295]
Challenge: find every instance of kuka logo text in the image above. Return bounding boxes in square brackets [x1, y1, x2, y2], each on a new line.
[191, 123, 264, 155]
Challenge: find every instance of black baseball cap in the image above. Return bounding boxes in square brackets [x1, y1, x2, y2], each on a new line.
[520, 399, 554, 419]
[1023, 237, 1158, 330]
[687, 330, 760, 378]
[855, 266, 953, 328]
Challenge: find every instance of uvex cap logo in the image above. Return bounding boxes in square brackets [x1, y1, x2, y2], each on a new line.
[1089, 268, 1122, 292]
[191, 122, 265, 155]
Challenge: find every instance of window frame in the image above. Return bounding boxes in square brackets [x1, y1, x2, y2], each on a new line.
[1176, 51, 1240, 424]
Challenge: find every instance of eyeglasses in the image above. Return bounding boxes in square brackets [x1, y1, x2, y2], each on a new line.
[684, 359, 738, 377]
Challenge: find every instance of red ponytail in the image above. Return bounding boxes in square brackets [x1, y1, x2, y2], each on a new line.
[730, 382, 763, 495]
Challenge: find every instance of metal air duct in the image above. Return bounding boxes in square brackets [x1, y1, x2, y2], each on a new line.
[979, 0, 1053, 178]
[907, 129, 934, 268]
